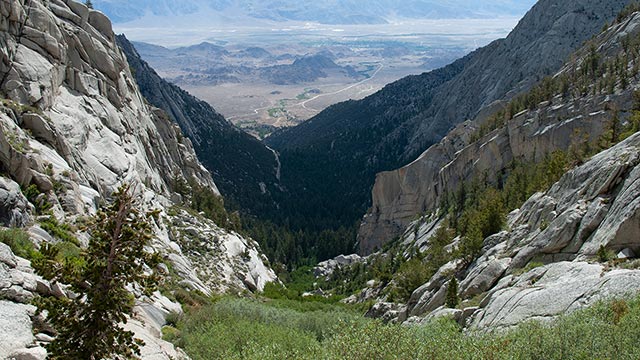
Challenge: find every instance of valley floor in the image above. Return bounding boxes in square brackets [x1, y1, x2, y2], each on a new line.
[167, 294, 640, 359]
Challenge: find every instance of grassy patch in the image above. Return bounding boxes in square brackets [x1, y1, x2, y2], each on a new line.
[171, 297, 363, 359]
[169, 294, 640, 359]
[0, 228, 37, 259]
[513, 261, 545, 276]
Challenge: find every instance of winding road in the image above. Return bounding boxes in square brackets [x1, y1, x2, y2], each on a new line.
[227, 63, 384, 124]
[296, 63, 384, 111]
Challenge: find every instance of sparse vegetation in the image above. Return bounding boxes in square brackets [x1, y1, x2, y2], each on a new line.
[1, 98, 41, 115]
[39, 216, 79, 246]
[597, 245, 616, 263]
[514, 261, 545, 276]
[2, 125, 30, 154]
[172, 176, 241, 232]
[0, 228, 37, 259]
[21, 184, 52, 214]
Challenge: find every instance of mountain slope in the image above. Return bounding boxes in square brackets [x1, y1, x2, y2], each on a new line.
[117, 35, 282, 215]
[357, 1, 638, 253]
[265, 0, 631, 241]
[320, 8, 640, 329]
[0, 0, 275, 358]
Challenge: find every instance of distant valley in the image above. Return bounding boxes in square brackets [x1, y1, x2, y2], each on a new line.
[131, 28, 502, 137]
[99, 0, 531, 138]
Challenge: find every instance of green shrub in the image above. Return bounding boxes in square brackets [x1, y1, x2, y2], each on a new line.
[39, 216, 79, 245]
[21, 184, 52, 214]
[161, 326, 180, 343]
[387, 257, 431, 302]
[165, 311, 182, 327]
[0, 228, 37, 259]
[173, 288, 212, 307]
[597, 245, 615, 262]
[262, 282, 300, 300]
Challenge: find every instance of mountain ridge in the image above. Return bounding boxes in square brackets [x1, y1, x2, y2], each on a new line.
[0, 1, 276, 358]
[117, 34, 283, 215]
[265, 0, 631, 247]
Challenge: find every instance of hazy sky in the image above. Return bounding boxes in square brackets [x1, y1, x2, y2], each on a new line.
[95, 0, 537, 47]
[94, 0, 538, 24]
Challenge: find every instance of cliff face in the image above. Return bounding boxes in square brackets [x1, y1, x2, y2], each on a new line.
[355, 10, 640, 329]
[264, 0, 630, 237]
[0, 0, 275, 358]
[117, 35, 283, 214]
[0, 0, 214, 199]
[358, 2, 636, 254]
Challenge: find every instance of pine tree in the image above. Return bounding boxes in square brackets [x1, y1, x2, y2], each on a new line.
[85, 0, 94, 9]
[35, 185, 160, 359]
[445, 277, 459, 308]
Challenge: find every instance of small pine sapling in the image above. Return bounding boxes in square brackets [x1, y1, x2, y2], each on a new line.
[445, 277, 459, 308]
[34, 184, 160, 360]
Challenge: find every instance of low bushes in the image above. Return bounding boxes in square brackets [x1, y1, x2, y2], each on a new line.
[170, 295, 640, 360]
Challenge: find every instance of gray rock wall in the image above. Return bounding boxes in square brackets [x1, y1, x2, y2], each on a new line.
[358, 12, 640, 254]
[0, 0, 215, 198]
[0, 0, 278, 358]
[404, 132, 640, 328]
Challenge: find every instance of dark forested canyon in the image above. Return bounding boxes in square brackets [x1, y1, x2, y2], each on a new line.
[2, 0, 640, 359]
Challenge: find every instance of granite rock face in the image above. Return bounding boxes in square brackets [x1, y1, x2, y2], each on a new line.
[0, 0, 276, 358]
[0, 177, 32, 227]
[356, 10, 640, 329]
[0, 0, 215, 198]
[403, 132, 640, 328]
[0, 243, 50, 359]
[472, 262, 640, 330]
[0, 300, 37, 359]
[359, 11, 640, 254]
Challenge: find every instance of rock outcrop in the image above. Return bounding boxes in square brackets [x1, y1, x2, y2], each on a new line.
[0, 177, 32, 226]
[0, 0, 276, 358]
[472, 262, 640, 330]
[167, 208, 276, 294]
[359, 10, 640, 254]
[265, 0, 630, 248]
[403, 127, 640, 329]
[313, 254, 363, 278]
[0, 242, 50, 359]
